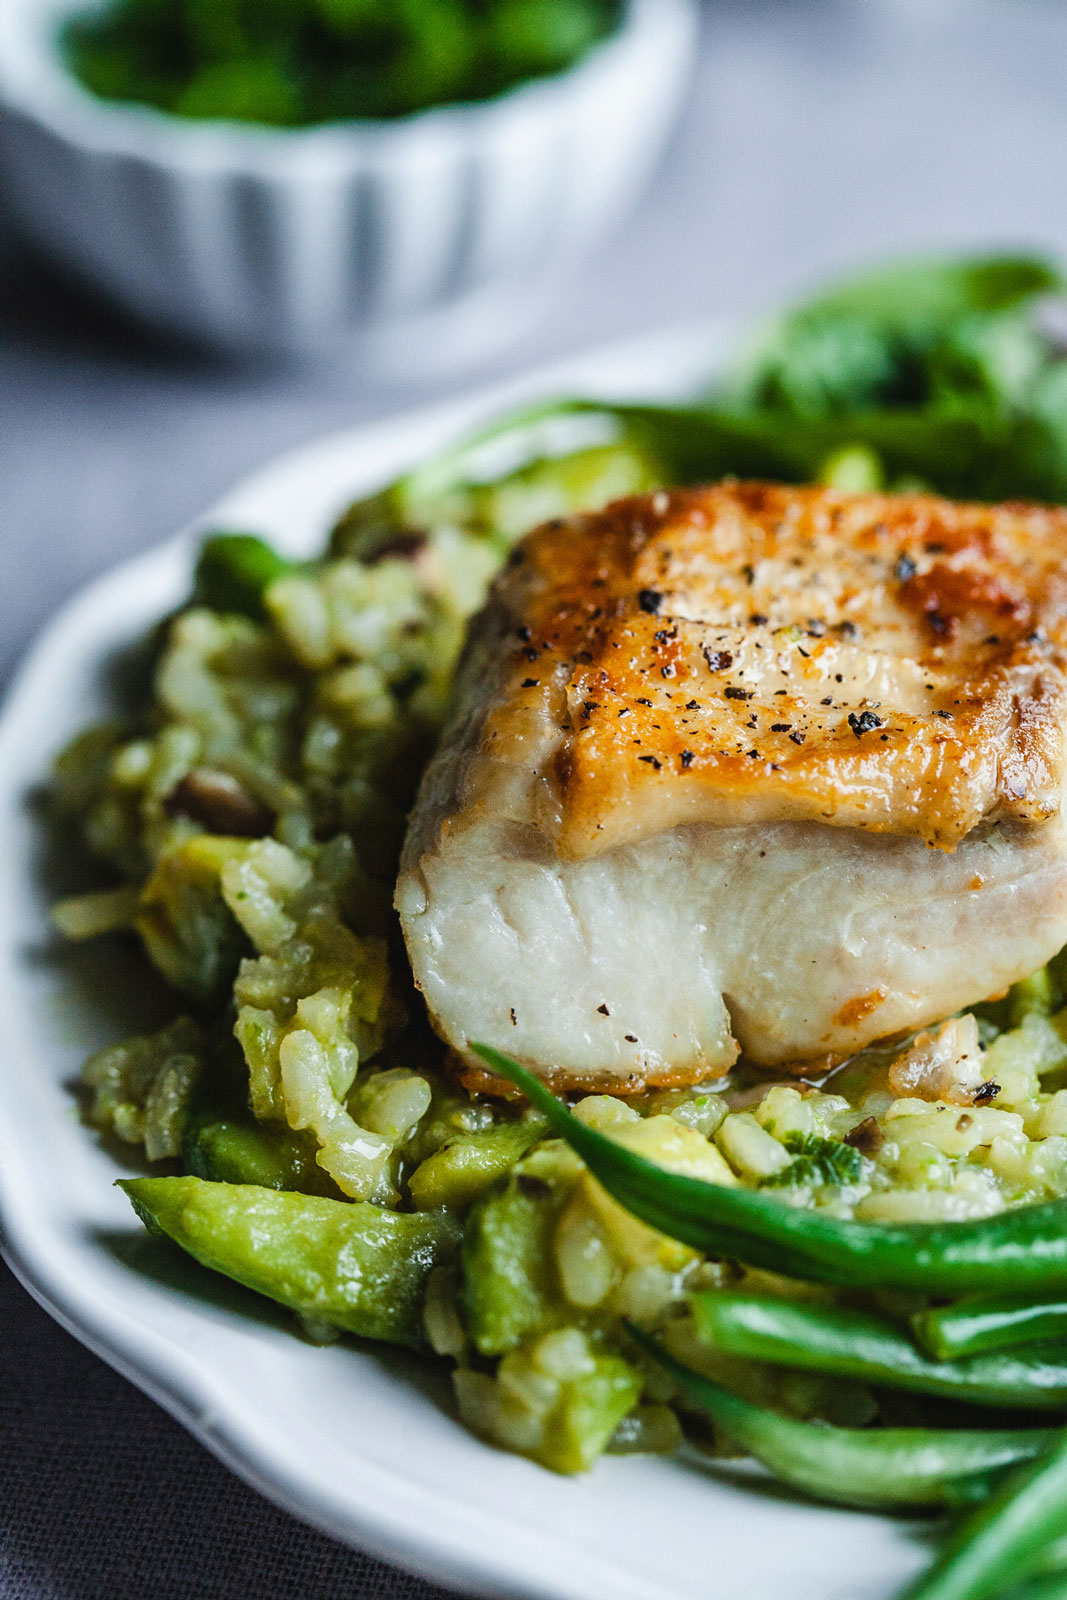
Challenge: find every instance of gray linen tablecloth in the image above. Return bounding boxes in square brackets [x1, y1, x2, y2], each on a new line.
[6, 3, 1067, 1594]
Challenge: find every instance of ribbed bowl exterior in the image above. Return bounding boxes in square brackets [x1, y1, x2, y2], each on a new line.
[0, 0, 698, 362]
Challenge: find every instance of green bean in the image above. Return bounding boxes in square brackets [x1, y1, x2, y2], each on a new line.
[901, 1432, 1067, 1600]
[471, 1046, 1067, 1295]
[1006, 1576, 1067, 1600]
[691, 1294, 1067, 1411]
[626, 1323, 1057, 1511]
[914, 1296, 1067, 1363]
[192, 533, 296, 621]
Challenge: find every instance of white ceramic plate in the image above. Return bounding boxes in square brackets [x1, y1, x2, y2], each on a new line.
[0, 325, 928, 1600]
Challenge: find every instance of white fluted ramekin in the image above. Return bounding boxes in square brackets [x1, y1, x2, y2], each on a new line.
[0, 0, 698, 365]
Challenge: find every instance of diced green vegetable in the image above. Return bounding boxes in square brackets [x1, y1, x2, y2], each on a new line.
[135, 836, 251, 1005]
[84, 1016, 203, 1160]
[184, 1115, 342, 1198]
[460, 1160, 572, 1356]
[121, 1176, 460, 1348]
[817, 444, 885, 493]
[408, 1118, 547, 1212]
[1012, 970, 1059, 1027]
[454, 1326, 641, 1474]
[539, 1349, 641, 1474]
[52, 884, 141, 940]
[463, 1171, 566, 1356]
[193, 534, 297, 622]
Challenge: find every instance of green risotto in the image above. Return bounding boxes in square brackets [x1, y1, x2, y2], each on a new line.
[51, 254, 1067, 1600]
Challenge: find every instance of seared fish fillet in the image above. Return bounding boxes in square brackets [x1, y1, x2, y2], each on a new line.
[397, 483, 1067, 1090]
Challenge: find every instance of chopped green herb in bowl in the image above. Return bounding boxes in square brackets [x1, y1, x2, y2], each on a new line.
[63, 0, 626, 125]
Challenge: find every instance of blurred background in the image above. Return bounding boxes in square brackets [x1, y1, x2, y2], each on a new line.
[5, 0, 1067, 1595]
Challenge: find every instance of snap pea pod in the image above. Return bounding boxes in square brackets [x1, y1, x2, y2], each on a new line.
[901, 1432, 1067, 1600]
[121, 1176, 460, 1349]
[691, 1294, 1067, 1411]
[471, 1046, 1067, 1295]
[627, 1323, 1058, 1511]
[913, 1296, 1067, 1363]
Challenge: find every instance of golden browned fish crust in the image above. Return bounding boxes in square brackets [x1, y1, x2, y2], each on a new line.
[495, 482, 1067, 857]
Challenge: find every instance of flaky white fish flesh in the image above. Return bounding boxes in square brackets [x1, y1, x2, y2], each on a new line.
[398, 483, 1067, 1091]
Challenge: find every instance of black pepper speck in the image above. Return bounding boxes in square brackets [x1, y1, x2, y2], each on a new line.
[848, 710, 883, 737]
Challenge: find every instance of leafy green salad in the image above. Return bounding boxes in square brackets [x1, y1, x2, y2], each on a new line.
[52, 254, 1067, 1600]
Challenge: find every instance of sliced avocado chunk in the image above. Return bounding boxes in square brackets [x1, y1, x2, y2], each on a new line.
[120, 1176, 460, 1348]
